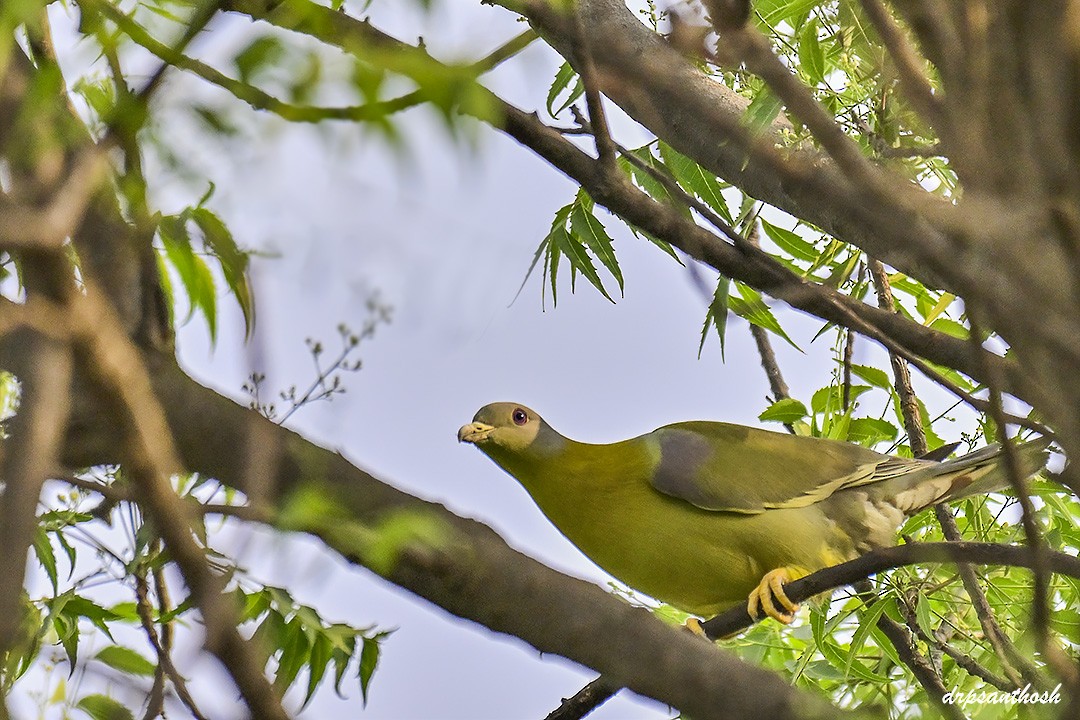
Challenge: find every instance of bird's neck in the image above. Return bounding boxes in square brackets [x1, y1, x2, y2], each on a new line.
[490, 437, 636, 509]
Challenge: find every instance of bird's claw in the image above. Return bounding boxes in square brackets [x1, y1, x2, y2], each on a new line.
[747, 567, 799, 624]
[683, 617, 708, 639]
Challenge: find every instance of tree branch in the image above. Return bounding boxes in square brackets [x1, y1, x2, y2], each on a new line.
[700, 541, 1080, 640]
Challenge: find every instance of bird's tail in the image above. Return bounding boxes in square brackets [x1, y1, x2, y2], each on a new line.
[892, 437, 1053, 515]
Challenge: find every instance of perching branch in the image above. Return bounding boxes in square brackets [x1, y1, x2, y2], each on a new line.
[699, 541, 1080, 640]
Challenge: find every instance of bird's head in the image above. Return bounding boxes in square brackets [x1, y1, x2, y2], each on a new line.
[457, 402, 547, 453]
[459, 403, 571, 492]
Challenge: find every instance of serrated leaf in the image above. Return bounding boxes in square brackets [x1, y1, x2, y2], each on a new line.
[759, 398, 808, 424]
[930, 316, 968, 339]
[570, 198, 623, 294]
[545, 61, 583, 117]
[273, 619, 311, 695]
[847, 417, 898, 445]
[658, 142, 734, 225]
[77, 694, 134, 720]
[811, 384, 871, 415]
[922, 291, 955, 325]
[727, 284, 801, 351]
[760, 219, 818, 262]
[190, 254, 218, 343]
[850, 364, 892, 389]
[554, 223, 613, 302]
[698, 275, 730, 359]
[757, 0, 824, 26]
[54, 614, 78, 672]
[359, 633, 385, 705]
[63, 595, 120, 639]
[303, 633, 333, 707]
[191, 208, 255, 338]
[94, 647, 155, 677]
[743, 87, 783, 135]
[543, 207, 569, 307]
[823, 249, 861, 288]
[55, 531, 77, 581]
[33, 528, 58, 593]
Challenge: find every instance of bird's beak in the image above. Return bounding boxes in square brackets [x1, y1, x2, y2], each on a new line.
[457, 421, 495, 444]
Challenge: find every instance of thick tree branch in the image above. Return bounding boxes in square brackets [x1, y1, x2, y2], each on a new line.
[31, 352, 866, 720]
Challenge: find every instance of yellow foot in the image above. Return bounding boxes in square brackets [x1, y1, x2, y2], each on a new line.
[747, 567, 799, 624]
[683, 617, 708, 639]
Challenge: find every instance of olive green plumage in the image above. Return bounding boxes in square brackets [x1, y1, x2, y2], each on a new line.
[458, 402, 1050, 619]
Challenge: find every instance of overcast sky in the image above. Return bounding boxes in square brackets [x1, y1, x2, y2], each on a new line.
[25, 2, 982, 718]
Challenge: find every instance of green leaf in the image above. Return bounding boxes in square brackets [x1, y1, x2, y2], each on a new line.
[33, 527, 58, 593]
[922, 291, 955, 325]
[914, 593, 936, 638]
[303, 632, 333, 707]
[571, 196, 623, 294]
[759, 398, 809, 424]
[658, 142, 734, 225]
[77, 694, 134, 720]
[359, 633, 386, 705]
[757, 0, 823, 26]
[235, 35, 286, 85]
[798, 20, 826, 85]
[63, 595, 120, 639]
[54, 613, 78, 671]
[553, 222, 613, 302]
[159, 215, 218, 340]
[545, 61, 583, 117]
[850, 364, 892, 389]
[191, 208, 255, 338]
[190, 254, 218, 343]
[845, 597, 889, 680]
[743, 87, 783, 135]
[273, 618, 311, 695]
[727, 283, 801, 351]
[541, 205, 572, 306]
[94, 647, 156, 677]
[930, 316, 969, 339]
[823, 249, 861, 288]
[847, 417, 898, 446]
[698, 275, 730, 359]
[760, 219, 818, 262]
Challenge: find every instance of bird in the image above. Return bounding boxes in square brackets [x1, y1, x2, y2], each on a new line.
[457, 402, 1050, 624]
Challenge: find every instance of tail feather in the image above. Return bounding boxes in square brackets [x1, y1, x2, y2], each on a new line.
[892, 437, 1052, 515]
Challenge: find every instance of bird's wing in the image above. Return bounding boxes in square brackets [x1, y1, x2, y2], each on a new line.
[645, 421, 929, 514]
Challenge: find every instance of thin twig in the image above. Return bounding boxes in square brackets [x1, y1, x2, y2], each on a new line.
[856, 0, 943, 127]
[97, 2, 425, 125]
[867, 258, 1033, 687]
[136, 560, 207, 720]
[969, 316, 1079, 689]
[716, 24, 885, 197]
[895, 591, 1014, 691]
[544, 677, 620, 720]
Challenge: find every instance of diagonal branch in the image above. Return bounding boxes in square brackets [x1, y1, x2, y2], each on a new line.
[856, 0, 943, 128]
[699, 541, 1080, 640]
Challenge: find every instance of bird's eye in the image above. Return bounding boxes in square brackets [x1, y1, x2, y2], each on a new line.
[512, 408, 528, 426]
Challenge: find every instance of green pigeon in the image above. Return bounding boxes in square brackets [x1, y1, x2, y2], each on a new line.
[458, 402, 1050, 623]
